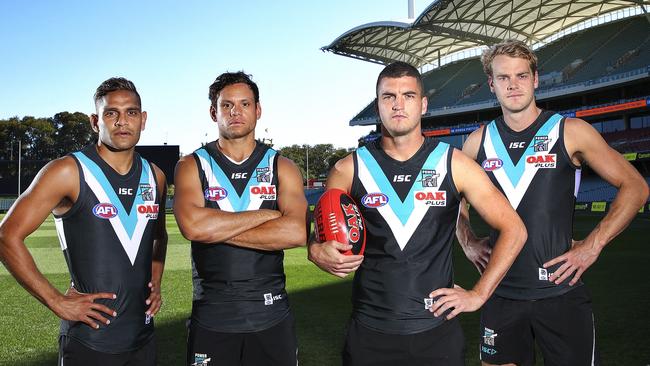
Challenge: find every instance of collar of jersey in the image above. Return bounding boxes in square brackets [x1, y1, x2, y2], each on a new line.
[487, 113, 562, 186]
[357, 142, 447, 225]
[73, 152, 150, 236]
[195, 148, 275, 212]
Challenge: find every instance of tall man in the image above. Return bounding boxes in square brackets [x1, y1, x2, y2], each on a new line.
[308, 61, 527, 366]
[0, 77, 168, 365]
[457, 40, 649, 365]
[173, 71, 307, 366]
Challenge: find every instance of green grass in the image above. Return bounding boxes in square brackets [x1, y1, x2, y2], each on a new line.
[1, 213, 649, 365]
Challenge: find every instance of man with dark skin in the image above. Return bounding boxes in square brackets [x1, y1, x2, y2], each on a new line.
[0, 77, 167, 365]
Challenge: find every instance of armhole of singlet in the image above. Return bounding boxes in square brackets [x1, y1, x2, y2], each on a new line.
[479, 123, 489, 154]
[54, 155, 86, 220]
[192, 151, 208, 189]
[350, 150, 361, 199]
[446, 146, 463, 202]
[559, 117, 581, 170]
[147, 160, 162, 205]
[271, 151, 280, 192]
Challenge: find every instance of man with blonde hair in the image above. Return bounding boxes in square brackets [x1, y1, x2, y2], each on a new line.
[457, 39, 648, 365]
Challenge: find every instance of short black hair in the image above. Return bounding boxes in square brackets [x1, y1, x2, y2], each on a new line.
[375, 61, 423, 97]
[94, 77, 141, 107]
[208, 71, 259, 106]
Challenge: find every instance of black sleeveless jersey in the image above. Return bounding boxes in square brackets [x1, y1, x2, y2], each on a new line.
[476, 110, 581, 300]
[190, 141, 289, 332]
[54, 145, 159, 353]
[350, 138, 461, 335]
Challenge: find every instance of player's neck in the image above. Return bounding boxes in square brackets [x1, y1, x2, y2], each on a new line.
[216, 136, 256, 163]
[95, 143, 135, 175]
[380, 130, 425, 162]
[502, 105, 542, 132]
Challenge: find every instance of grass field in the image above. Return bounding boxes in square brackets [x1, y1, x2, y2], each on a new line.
[1, 213, 649, 365]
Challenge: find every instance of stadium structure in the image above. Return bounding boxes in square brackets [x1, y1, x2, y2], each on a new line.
[322, 0, 650, 215]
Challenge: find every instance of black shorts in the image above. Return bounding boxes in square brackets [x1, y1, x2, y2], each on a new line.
[342, 317, 465, 366]
[58, 335, 156, 366]
[479, 285, 600, 366]
[187, 313, 298, 366]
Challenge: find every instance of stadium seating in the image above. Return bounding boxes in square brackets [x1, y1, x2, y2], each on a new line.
[373, 16, 650, 119]
[577, 176, 650, 203]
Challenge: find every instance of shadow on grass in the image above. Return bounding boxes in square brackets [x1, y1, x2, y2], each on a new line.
[156, 280, 356, 365]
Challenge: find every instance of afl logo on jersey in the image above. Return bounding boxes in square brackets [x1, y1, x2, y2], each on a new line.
[361, 193, 388, 208]
[204, 187, 228, 201]
[482, 158, 503, 171]
[92, 203, 118, 219]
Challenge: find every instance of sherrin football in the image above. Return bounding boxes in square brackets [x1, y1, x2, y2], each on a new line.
[314, 188, 366, 255]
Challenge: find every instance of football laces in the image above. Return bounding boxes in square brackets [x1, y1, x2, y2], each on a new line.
[328, 212, 339, 234]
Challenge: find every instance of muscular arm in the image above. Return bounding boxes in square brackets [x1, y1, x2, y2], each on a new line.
[146, 165, 168, 316]
[173, 154, 281, 244]
[0, 157, 116, 328]
[455, 127, 492, 273]
[430, 149, 527, 319]
[544, 118, 649, 284]
[226, 156, 308, 250]
[307, 154, 364, 277]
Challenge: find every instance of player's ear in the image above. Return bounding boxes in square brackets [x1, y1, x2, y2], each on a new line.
[141, 111, 147, 131]
[256, 102, 262, 120]
[209, 105, 218, 122]
[488, 76, 495, 92]
[533, 71, 539, 89]
[89, 113, 100, 133]
[420, 96, 428, 115]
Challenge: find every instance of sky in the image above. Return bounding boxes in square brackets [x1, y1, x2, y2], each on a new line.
[0, 0, 431, 154]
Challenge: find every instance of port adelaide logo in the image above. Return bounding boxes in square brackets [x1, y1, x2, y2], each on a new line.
[419, 169, 440, 188]
[533, 135, 550, 152]
[255, 167, 272, 183]
[139, 183, 154, 201]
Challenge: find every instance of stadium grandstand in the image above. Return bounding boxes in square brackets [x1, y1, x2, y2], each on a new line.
[322, 0, 650, 213]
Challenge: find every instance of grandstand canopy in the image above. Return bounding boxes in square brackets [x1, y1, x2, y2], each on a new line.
[322, 0, 649, 69]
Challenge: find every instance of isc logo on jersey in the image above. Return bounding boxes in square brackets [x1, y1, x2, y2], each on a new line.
[361, 193, 388, 208]
[250, 185, 277, 200]
[482, 158, 503, 171]
[137, 204, 159, 219]
[204, 187, 228, 201]
[526, 154, 556, 168]
[92, 203, 118, 219]
[415, 190, 446, 206]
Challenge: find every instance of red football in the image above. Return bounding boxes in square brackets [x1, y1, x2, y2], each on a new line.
[314, 188, 366, 255]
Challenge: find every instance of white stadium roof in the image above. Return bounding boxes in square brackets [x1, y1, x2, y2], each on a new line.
[322, 0, 650, 69]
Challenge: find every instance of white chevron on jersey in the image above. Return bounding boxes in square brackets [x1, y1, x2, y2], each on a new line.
[195, 151, 275, 213]
[357, 148, 449, 250]
[54, 217, 67, 251]
[75, 159, 157, 265]
[484, 120, 561, 210]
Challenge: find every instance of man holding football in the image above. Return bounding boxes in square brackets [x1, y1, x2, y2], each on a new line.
[173, 71, 307, 366]
[308, 61, 527, 365]
[456, 39, 648, 365]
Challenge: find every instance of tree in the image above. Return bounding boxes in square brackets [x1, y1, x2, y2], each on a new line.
[279, 144, 354, 184]
[52, 112, 93, 158]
